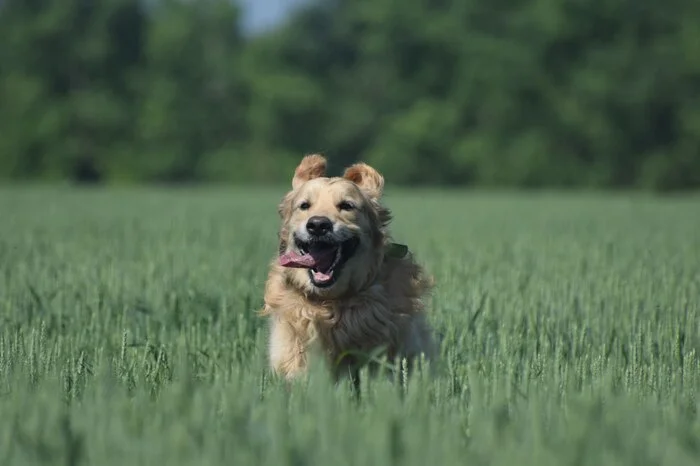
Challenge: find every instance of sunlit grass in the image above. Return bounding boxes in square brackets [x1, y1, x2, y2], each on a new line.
[1, 187, 698, 465]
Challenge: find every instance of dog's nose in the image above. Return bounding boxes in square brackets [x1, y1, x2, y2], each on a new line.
[306, 216, 333, 236]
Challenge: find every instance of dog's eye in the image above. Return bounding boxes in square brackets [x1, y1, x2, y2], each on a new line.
[338, 201, 355, 211]
[298, 201, 311, 210]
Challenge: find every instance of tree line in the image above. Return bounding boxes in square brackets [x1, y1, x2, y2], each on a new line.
[1, 0, 699, 190]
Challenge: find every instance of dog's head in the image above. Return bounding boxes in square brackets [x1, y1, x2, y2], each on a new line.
[276, 154, 391, 298]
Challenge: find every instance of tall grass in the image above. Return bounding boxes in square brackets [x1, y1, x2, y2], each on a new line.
[1, 187, 698, 465]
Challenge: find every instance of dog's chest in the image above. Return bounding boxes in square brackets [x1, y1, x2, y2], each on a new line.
[312, 291, 400, 356]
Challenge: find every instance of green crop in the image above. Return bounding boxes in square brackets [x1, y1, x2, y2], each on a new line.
[1, 187, 698, 465]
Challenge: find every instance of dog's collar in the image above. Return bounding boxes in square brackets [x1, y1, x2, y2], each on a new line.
[385, 242, 408, 259]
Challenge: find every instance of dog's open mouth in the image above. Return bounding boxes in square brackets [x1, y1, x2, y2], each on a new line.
[279, 237, 359, 287]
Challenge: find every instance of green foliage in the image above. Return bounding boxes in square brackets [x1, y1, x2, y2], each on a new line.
[0, 187, 699, 465]
[0, 0, 699, 189]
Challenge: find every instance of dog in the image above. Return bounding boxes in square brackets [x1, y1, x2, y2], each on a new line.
[260, 154, 436, 383]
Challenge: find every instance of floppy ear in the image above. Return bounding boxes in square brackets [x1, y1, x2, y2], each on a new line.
[292, 154, 327, 190]
[276, 191, 295, 254]
[343, 162, 384, 199]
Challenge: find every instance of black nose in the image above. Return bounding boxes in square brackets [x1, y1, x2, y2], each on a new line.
[306, 216, 333, 236]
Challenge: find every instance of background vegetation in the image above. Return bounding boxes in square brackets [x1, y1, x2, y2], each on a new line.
[2, 3, 698, 464]
[1, 187, 699, 465]
[1, 0, 699, 190]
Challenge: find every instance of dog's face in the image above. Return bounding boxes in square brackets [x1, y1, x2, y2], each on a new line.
[276, 155, 391, 298]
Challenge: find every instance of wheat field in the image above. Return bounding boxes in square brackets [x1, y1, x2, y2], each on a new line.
[1, 187, 699, 465]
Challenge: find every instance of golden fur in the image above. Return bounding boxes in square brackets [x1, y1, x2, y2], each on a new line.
[260, 154, 436, 381]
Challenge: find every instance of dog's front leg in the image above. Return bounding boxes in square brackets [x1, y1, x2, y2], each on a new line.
[268, 314, 308, 380]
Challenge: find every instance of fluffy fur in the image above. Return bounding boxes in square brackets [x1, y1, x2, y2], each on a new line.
[260, 154, 436, 381]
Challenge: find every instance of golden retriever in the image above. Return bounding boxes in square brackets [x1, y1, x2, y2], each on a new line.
[260, 154, 436, 382]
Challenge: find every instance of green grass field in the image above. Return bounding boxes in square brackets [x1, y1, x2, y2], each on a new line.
[1, 187, 699, 465]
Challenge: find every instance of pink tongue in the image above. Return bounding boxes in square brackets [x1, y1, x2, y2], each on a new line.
[279, 248, 336, 271]
[279, 251, 315, 268]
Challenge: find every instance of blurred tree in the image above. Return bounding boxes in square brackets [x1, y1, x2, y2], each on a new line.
[129, 0, 246, 182]
[0, 0, 146, 183]
[0, 0, 698, 189]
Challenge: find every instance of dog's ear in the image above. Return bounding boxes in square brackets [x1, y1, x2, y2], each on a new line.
[343, 163, 384, 199]
[292, 154, 327, 190]
[276, 191, 294, 254]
